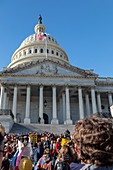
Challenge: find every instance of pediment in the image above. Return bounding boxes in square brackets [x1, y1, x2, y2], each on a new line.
[1, 59, 98, 77]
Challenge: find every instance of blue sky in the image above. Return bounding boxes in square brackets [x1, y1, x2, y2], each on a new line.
[0, 0, 113, 77]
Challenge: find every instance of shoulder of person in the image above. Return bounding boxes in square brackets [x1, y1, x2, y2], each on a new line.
[70, 162, 85, 170]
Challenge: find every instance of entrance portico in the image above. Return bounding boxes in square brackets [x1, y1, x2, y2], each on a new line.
[0, 76, 113, 125]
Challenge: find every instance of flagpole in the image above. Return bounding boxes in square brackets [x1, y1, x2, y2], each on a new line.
[46, 37, 47, 58]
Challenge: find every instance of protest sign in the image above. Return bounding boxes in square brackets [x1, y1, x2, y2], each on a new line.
[29, 135, 37, 143]
[61, 138, 71, 146]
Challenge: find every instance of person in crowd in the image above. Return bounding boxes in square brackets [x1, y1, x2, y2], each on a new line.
[14, 143, 33, 170]
[1, 156, 10, 170]
[35, 148, 53, 170]
[55, 144, 74, 170]
[18, 158, 33, 170]
[70, 115, 113, 170]
[34, 142, 44, 167]
[9, 148, 19, 170]
[0, 123, 5, 169]
[55, 138, 61, 154]
[46, 137, 50, 149]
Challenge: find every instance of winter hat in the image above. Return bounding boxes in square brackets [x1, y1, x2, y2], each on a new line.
[19, 158, 33, 170]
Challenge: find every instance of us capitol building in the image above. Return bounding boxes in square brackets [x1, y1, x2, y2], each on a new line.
[0, 16, 113, 131]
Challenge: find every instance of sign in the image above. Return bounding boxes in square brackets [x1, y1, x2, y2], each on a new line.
[61, 138, 71, 146]
[29, 135, 37, 143]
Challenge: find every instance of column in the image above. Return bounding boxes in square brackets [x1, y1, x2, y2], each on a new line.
[6, 95, 9, 109]
[0, 85, 5, 109]
[3, 92, 7, 109]
[97, 93, 102, 113]
[39, 86, 44, 124]
[12, 86, 18, 122]
[59, 97, 62, 124]
[62, 92, 66, 123]
[24, 86, 31, 124]
[108, 93, 113, 107]
[51, 86, 59, 124]
[91, 88, 97, 114]
[85, 93, 90, 116]
[78, 87, 84, 119]
[64, 87, 73, 124]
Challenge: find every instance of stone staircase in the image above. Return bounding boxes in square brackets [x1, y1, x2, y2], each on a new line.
[10, 123, 75, 135]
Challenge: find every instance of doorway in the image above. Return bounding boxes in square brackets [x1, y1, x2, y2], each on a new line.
[43, 113, 48, 124]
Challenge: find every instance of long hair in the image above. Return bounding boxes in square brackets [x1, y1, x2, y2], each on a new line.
[58, 145, 74, 163]
[74, 115, 113, 167]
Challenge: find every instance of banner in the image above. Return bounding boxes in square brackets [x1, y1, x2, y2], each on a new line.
[18, 140, 33, 157]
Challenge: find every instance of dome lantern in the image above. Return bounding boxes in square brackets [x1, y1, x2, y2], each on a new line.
[35, 15, 45, 34]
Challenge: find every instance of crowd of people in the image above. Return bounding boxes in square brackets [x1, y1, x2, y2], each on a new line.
[0, 114, 113, 170]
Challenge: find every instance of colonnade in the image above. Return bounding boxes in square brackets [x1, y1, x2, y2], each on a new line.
[0, 85, 113, 124]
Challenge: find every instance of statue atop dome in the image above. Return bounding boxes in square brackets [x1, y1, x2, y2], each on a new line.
[38, 15, 42, 24]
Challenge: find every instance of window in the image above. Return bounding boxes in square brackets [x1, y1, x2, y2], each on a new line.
[35, 49, 37, 53]
[24, 51, 26, 55]
[60, 54, 62, 58]
[51, 50, 54, 54]
[48, 37, 50, 40]
[19, 53, 22, 57]
[47, 49, 49, 53]
[56, 52, 58, 56]
[52, 38, 54, 42]
[40, 49, 43, 53]
[29, 49, 31, 54]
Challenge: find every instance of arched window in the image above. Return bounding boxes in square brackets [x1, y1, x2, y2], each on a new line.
[19, 53, 22, 57]
[47, 49, 49, 53]
[51, 50, 54, 54]
[35, 49, 37, 53]
[29, 49, 31, 54]
[60, 54, 62, 58]
[40, 49, 43, 53]
[56, 52, 58, 56]
[24, 51, 26, 55]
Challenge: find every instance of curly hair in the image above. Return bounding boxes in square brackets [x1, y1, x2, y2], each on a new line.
[74, 115, 113, 167]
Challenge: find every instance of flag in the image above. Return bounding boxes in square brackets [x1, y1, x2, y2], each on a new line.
[36, 33, 47, 40]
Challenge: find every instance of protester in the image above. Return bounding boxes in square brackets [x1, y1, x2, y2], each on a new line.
[70, 115, 113, 170]
[15, 142, 33, 170]
[2, 114, 113, 170]
[35, 148, 53, 170]
[55, 138, 61, 154]
[0, 123, 5, 169]
[18, 158, 33, 170]
[33, 142, 44, 167]
[55, 144, 74, 170]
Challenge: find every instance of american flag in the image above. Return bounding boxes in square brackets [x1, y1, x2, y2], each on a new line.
[36, 33, 47, 40]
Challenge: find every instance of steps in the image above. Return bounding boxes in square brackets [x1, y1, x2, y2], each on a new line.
[10, 123, 75, 135]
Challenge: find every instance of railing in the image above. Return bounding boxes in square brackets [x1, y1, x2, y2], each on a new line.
[97, 112, 112, 119]
[0, 109, 14, 119]
[96, 77, 113, 82]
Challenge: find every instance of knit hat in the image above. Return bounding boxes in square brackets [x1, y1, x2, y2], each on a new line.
[19, 158, 33, 170]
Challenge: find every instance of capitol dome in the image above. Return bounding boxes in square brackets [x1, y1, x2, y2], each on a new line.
[8, 15, 69, 68]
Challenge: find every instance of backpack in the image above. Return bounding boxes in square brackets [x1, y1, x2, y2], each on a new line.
[55, 161, 70, 170]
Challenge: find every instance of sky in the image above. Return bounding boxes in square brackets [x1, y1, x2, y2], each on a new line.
[0, 0, 113, 77]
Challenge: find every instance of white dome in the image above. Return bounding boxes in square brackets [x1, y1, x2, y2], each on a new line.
[8, 16, 69, 68]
